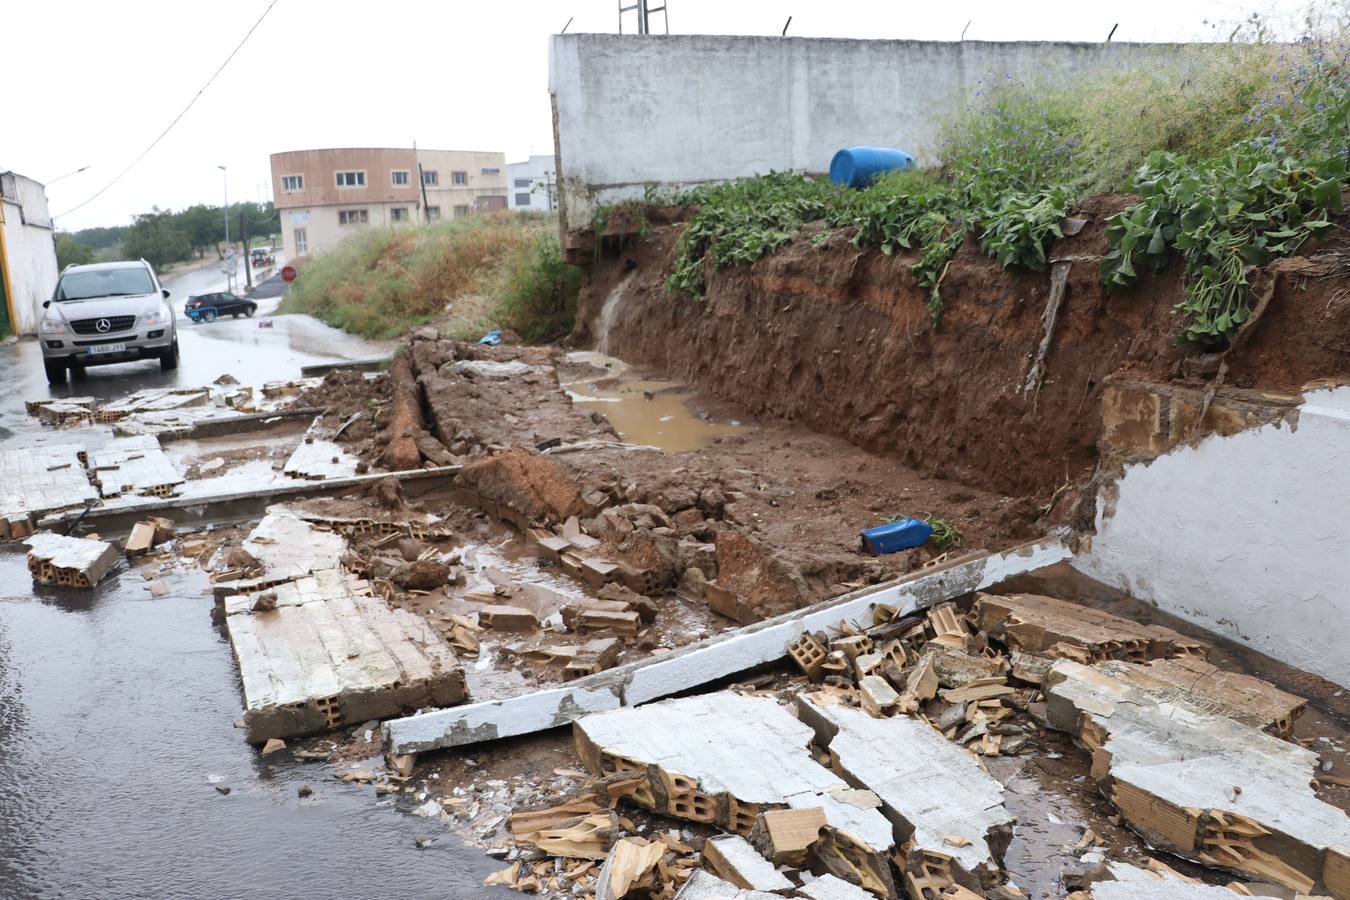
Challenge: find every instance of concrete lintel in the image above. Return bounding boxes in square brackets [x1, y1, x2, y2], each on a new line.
[384, 537, 1069, 755]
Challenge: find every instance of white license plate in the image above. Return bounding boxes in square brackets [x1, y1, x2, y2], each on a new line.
[85, 343, 127, 356]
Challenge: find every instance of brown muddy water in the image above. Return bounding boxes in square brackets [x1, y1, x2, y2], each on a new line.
[560, 351, 751, 452]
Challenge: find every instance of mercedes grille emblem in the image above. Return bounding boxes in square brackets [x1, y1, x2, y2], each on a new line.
[96, 319, 111, 333]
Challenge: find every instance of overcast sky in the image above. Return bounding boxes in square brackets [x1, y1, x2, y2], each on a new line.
[6, 0, 1296, 231]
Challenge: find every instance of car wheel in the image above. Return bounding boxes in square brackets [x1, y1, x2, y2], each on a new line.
[203, 310, 217, 323]
[44, 359, 67, 385]
[69, 362, 87, 381]
[245, 305, 256, 317]
[160, 338, 179, 371]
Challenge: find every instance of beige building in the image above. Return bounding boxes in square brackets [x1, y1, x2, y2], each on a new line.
[269, 147, 507, 260]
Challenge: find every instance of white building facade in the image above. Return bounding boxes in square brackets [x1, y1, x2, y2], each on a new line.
[506, 155, 557, 213]
[0, 171, 58, 336]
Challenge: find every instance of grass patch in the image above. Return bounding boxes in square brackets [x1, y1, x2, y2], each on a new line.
[279, 214, 581, 342]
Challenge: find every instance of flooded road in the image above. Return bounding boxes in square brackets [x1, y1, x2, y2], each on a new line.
[0, 282, 498, 899]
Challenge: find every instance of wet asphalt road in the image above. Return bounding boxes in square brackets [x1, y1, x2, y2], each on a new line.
[0, 268, 501, 898]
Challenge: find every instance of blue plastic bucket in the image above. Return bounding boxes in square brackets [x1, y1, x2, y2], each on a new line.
[830, 147, 915, 189]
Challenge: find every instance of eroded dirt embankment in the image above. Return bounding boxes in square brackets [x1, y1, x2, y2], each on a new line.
[576, 197, 1350, 502]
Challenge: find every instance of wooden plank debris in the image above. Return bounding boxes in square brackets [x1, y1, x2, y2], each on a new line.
[1044, 660, 1350, 897]
[795, 690, 1013, 896]
[974, 592, 1209, 662]
[25, 532, 119, 588]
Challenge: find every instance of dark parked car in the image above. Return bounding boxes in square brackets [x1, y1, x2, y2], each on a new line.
[185, 291, 257, 323]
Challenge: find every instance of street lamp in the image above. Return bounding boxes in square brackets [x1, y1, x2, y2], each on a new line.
[218, 165, 229, 248]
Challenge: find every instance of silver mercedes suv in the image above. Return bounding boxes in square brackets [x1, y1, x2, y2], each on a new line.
[40, 260, 179, 384]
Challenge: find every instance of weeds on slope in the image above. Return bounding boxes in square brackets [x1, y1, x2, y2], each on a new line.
[641, 31, 1347, 345]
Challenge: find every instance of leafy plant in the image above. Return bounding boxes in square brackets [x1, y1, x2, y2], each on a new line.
[923, 515, 964, 551]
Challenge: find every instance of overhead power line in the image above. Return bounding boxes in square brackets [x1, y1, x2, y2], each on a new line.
[54, 0, 280, 219]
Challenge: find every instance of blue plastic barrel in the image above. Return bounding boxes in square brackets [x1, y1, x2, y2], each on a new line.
[830, 147, 915, 189]
[859, 518, 934, 556]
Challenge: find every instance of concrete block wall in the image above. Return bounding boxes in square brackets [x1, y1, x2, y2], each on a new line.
[548, 34, 1205, 229]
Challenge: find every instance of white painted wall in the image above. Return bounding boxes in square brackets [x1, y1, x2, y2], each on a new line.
[1076, 386, 1350, 687]
[549, 34, 1208, 224]
[507, 155, 557, 212]
[0, 171, 58, 335]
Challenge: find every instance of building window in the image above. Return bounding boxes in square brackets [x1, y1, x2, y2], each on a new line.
[453, 204, 471, 217]
[422, 170, 438, 187]
[391, 170, 410, 186]
[338, 209, 369, 225]
[294, 228, 308, 255]
[515, 193, 531, 206]
[481, 167, 500, 174]
[281, 174, 304, 192]
[513, 178, 531, 188]
[335, 170, 366, 188]
[426, 206, 441, 220]
[451, 171, 468, 185]
[390, 207, 409, 222]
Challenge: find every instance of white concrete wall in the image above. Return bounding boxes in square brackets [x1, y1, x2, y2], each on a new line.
[1076, 386, 1350, 687]
[0, 172, 58, 335]
[507, 155, 557, 212]
[549, 34, 1205, 225]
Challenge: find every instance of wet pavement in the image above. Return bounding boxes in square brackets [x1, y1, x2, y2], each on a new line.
[0, 272, 499, 899]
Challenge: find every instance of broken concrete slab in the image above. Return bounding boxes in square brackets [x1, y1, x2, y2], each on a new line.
[974, 592, 1208, 662]
[1044, 660, 1350, 897]
[1086, 861, 1267, 899]
[1109, 656, 1307, 737]
[282, 437, 360, 481]
[87, 436, 184, 499]
[797, 874, 874, 900]
[211, 505, 348, 597]
[675, 869, 779, 900]
[97, 387, 210, 421]
[223, 570, 468, 743]
[0, 444, 100, 539]
[796, 690, 1013, 895]
[574, 691, 897, 896]
[751, 807, 827, 867]
[383, 538, 1071, 755]
[25, 532, 119, 588]
[703, 833, 794, 892]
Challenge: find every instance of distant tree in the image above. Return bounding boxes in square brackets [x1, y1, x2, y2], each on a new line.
[121, 207, 192, 268]
[70, 224, 130, 251]
[176, 204, 224, 258]
[54, 233, 94, 269]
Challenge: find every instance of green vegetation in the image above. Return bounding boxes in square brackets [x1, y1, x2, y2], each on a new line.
[280, 214, 580, 342]
[630, 27, 1348, 346]
[57, 201, 278, 270]
[885, 513, 964, 551]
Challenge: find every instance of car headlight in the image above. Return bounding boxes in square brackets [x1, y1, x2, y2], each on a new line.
[140, 308, 168, 327]
[40, 318, 67, 335]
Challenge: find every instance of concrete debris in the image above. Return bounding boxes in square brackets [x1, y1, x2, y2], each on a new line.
[97, 387, 211, 421]
[751, 807, 827, 867]
[595, 836, 665, 899]
[675, 870, 770, 899]
[974, 592, 1208, 662]
[282, 436, 361, 481]
[1044, 660, 1350, 896]
[574, 691, 897, 896]
[87, 436, 184, 499]
[384, 539, 1070, 755]
[25, 532, 119, 588]
[797, 690, 1013, 895]
[223, 569, 468, 743]
[1107, 656, 1306, 737]
[703, 833, 794, 892]
[0, 444, 99, 539]
[479, 605, 541, 632]
[212, 505, 347, 596]
[452, 359, 543, 380]
[796, 874, 875, 900]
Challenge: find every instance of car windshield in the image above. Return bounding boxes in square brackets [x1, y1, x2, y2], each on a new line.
[55, 268, 154, 301]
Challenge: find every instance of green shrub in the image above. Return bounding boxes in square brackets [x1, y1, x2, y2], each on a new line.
[493, 231, 582, 343]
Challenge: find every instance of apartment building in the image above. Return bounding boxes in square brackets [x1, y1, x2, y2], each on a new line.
[269, 147, 508, 260]
[506, 155, 557, 212]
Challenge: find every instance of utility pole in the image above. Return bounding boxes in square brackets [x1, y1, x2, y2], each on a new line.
[240, 210, 252, 290]
[218, 165, 229, 252]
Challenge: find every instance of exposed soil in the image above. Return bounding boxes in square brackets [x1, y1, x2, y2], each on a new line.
[576, 199, 1350, 506]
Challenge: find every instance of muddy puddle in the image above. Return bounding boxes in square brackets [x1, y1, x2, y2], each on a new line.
[560, 351, 750, 453]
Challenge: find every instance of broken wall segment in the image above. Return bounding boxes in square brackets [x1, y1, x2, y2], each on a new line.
[384, 538, 1071, 755]
[87, 436, 184, 499]
[25, 532, 119, 588]
[223, 569, 468, 743]
[0, 444, 100, 539]
[795, 691, 1013, 896]
[573, 691, 899, 897]
[1044, 660, 1350, 898]
[454, 448, 584, 526]
[973, 592, 1208, 662]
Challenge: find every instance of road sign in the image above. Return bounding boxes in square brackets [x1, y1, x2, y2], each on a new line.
[281, 265, 297, 283]
[220, 253, 237, 276]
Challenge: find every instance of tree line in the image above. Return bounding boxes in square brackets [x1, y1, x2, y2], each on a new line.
[56, 201, 280, 270]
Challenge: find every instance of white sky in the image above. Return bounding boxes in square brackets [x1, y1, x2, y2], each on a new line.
[5, 0, 1293, 231]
